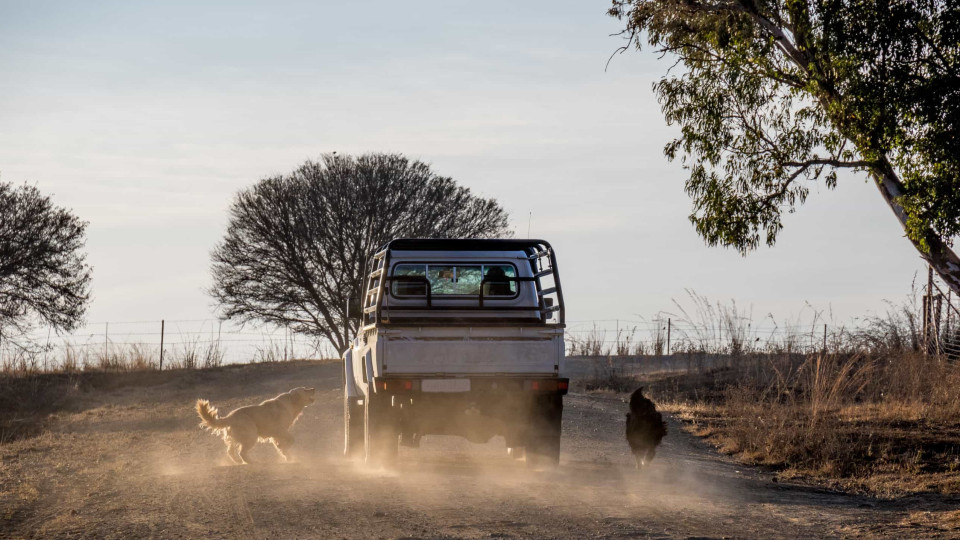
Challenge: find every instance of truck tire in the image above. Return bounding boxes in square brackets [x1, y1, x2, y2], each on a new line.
[364, 391, 399, 467]
[526, 395, 562, 469]
[344, 395, 364, 458]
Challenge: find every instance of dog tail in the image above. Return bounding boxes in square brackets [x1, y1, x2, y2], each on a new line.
[196, 399, 229, 431]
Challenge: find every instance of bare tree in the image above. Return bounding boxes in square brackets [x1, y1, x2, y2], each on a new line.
[210, 153, 512, 352]
[0, 182, 92, 345]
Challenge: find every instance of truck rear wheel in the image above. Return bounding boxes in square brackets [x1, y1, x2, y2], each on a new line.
[525, 395, 562, 469]
[364, 391, 399, 467]
[344, 395, 364, 458]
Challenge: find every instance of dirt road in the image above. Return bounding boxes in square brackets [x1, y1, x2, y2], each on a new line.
[0, 361, 950, 538]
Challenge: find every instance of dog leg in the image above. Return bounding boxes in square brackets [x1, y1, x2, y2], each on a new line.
[645, 446, 656, 465]
[634, 453, 643, 470]
[273, 433, 294, 462]
[237, 444, 253, 464]
[226, 442, 243, 464]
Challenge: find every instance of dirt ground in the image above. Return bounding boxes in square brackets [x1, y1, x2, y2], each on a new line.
[2, 360, 958, 539]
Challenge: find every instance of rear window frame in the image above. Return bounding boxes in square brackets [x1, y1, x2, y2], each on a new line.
[388, 261, 521, 300]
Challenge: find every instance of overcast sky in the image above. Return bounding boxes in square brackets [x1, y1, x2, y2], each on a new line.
[0, 0, 926, 336]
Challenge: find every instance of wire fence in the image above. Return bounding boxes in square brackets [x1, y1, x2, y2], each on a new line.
[923, 268, 960, 359]
[563, 271, 960, 360]
[0, 319, 336, 373]
[3, 274, 956, 374]
[0, 316, 900, 374]
[564, 318, 840, 357]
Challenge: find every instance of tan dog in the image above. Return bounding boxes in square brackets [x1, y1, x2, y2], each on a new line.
[196, 387, 316, 464]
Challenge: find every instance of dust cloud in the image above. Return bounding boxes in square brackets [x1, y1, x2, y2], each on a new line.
[0, 361, 896, 538]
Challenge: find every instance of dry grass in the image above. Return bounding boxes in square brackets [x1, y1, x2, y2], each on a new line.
[162, 337, 225, 370]
[0, 373, 79, 443]
[0, 358, 327, 445]
[1, 338, 256, 376]
[582, 356, 636, 392]
[609, 285, 960, 498]
[900, 509, 960, 531]
[0, 329, 314, 444]
[0, 331, 311, 445]
[649, 351, 960, 497]
[568, 320, 665, 357]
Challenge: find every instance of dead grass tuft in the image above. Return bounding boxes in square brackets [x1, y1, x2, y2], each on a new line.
[0, 359, 332, 444]
[582, 356, 637, 392]
[0, 373, 79, 443]
[649, 351, 960, 496]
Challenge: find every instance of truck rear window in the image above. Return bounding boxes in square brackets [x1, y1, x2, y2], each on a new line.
[392, 264, 518, 298]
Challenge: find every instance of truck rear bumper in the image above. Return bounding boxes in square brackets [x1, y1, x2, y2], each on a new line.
[371, 376, 569, 396]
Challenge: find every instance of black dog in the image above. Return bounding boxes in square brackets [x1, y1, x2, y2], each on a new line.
[625, 387, 667, 469]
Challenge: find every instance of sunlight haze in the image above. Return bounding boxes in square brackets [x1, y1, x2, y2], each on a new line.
[0, 0, 924, 337]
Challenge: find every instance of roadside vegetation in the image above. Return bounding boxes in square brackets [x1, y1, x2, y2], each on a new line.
[7, 281, 958, 497]
[657, 351, 960, 497]
[573, 289, 960, 497]
[0, 340, 318, 444]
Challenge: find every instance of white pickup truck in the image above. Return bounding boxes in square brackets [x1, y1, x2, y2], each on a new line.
[342, 239, 567, 468]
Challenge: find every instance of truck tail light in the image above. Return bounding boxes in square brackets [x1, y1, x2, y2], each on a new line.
[377, 379, 419, 392]
[524, 379, 570, 393]
[525, 379, 555, 391]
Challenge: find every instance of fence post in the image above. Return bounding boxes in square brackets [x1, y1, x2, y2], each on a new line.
[159, 320, 165, 370]
[935, 294, 943, 356]
[667, 318, 672, 355]
[948, 290, 953, 340]
[926, 265, 934, 355]
[43, 327, 51, 372]
[822, 324, 827, 355]
[104, 322, 109, 360]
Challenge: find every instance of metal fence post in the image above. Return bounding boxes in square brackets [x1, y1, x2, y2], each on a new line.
[926, 265, 934, 355]
[935, 294, 943, 356]
[823, 324, 827, 355]
[159, 320, 165, 370]
[43, 327, 51, 371]
[948, 290, 953, 340]
[667, 318, 672, 355]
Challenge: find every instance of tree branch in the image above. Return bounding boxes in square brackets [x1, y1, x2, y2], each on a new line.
[782, 158, 873, 169]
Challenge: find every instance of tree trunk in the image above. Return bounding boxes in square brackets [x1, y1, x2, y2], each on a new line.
[742, 0, 960, 295]
[872, 157, 960, 295]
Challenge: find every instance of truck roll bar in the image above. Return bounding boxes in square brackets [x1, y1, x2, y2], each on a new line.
[361, 238, 566, 327]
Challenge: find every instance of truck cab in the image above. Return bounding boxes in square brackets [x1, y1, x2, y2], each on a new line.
[342, 238, 567, 468]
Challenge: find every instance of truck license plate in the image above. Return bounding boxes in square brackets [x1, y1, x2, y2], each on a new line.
[422, 379, 471, 392]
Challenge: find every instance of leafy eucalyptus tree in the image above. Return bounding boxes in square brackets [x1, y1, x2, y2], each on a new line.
[609, 1, 960, 291]
[210, 153, 512, 352]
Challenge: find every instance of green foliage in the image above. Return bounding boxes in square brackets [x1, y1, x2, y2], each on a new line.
[609, 0, 960, 253]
